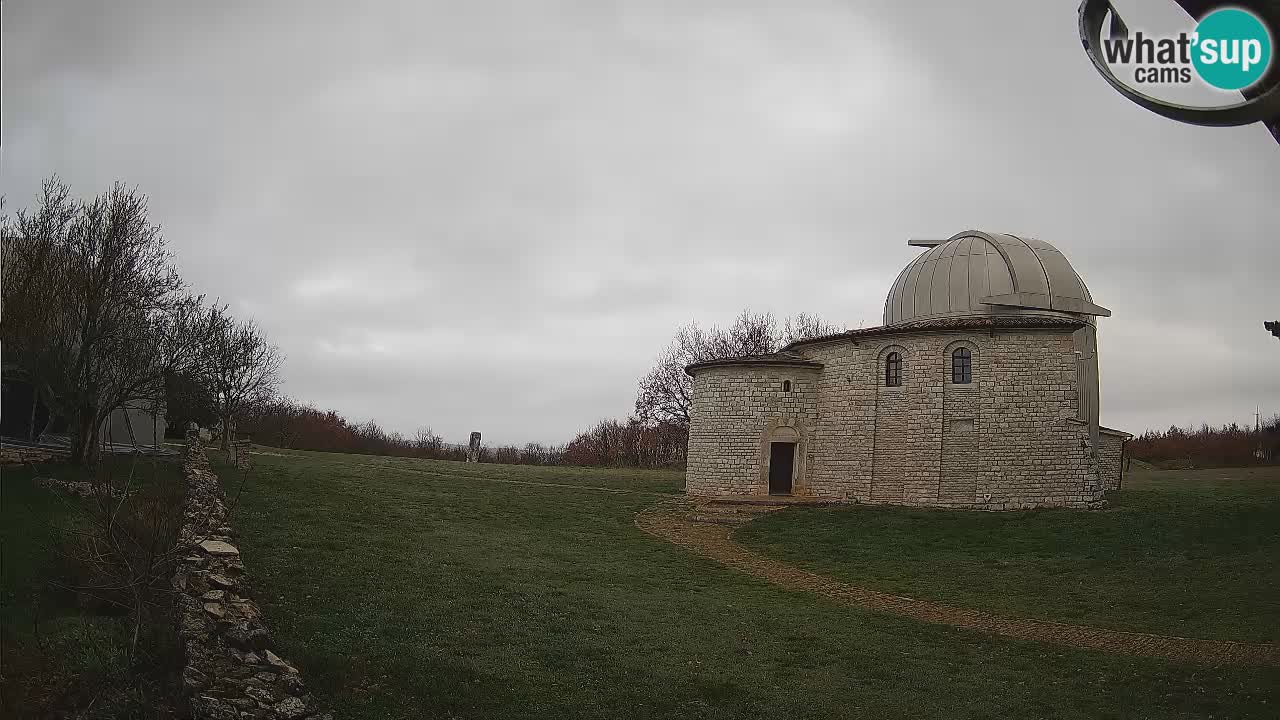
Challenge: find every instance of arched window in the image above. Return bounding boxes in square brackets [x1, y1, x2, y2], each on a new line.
[952, 347, 972, 384]
[884, 352, 902, 387]
[782, 380, 792, 393]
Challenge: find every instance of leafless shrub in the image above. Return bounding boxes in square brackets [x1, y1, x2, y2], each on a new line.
[76, 464, 183, 649]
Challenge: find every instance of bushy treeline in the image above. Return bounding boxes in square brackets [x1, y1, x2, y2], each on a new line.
[236, 397, 462, 459]
[562, 418, 688, 467]
[234, 398, 690, 468]
[1127, 416, 1279, 468]
[235, 397, 567, 465]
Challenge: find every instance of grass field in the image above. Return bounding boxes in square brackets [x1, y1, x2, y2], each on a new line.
[222, 449, 1280, 719]
[0, 454, 186, 717]
[736, 466, 1280, 643]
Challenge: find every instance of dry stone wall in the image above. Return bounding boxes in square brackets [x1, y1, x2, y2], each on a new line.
[0, 446, 68, 465]
[173, 434, 331, 720]
[230, 439, 253, 471]
[687, 328, 1106, 509]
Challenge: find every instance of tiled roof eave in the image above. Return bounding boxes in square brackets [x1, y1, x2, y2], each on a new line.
[783, 315, 1087, 351]
[684, 353, 824, 377]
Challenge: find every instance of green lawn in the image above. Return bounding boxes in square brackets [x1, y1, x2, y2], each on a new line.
[227, 448, 1279, 719]
[736, 466, 1280, 643]
[0, 454, 187, 717]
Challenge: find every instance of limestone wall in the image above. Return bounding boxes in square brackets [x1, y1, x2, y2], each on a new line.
[173, 436, 331, 720]
[687, 328, 1106, 509]
[1098, 430, 1127, 491]
[940, 380, 981, 506]
[686, 365, 820, 496]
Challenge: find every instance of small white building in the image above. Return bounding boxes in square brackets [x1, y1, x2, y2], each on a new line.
[0, 368, 167, 449]
[100, 399, 168, 448]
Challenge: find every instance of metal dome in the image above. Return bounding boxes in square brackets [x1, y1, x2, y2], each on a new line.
[883, 231, 1110, 327]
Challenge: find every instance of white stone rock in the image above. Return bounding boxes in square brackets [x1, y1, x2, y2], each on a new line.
[199, 539, 240, 556]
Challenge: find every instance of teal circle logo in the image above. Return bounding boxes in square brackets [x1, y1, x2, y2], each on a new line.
[1191, 8, 1273, 90]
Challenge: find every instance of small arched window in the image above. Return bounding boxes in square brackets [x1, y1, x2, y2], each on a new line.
[782, 380, 792, 393]
[952, 347, 972, 384]
[884, 352, 902, 387]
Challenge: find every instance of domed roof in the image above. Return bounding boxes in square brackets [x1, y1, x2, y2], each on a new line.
[883, 231, 1110, 327]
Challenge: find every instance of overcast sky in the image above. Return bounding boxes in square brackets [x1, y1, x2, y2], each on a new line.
[4, 0, 1277, 445]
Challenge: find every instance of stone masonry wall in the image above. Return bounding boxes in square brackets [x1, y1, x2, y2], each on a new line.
[173, 434, 331, 720]
[969, 333, 1101, 509]
[687, 328, 1105, 509]
[1098, 430, 1126, 491]
[939, 381, 981, 505]
[686, 366, 820, 496]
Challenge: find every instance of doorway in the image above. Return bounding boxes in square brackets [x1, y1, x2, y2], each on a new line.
[768, 442, 795, 495]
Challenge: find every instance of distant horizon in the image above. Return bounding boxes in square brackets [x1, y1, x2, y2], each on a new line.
[272, 382, 1280, 450]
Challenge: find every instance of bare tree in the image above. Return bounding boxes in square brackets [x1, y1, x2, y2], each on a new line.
[3, 178, 190, 465]
[2, 183, 72, 440]
[202, 309, 283, 449]
[414, 426, 444, 455]
[783, 312, 839, 345]
[633, 324, 707, 428]
[634, 309, 842, 428]
[133, 294, 223, 446]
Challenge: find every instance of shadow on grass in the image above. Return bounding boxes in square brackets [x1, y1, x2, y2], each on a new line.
[1, 456, 187, 718]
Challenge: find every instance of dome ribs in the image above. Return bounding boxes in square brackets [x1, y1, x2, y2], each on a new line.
[883, 230, 1111, 326]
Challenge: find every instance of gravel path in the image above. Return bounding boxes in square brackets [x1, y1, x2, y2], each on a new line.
[635, 503, 1280, 667]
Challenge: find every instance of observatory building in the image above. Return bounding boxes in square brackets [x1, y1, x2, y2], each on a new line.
[685, 230, 1129, 509]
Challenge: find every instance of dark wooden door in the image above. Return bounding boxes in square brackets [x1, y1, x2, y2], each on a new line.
[768, 442, 795, 495]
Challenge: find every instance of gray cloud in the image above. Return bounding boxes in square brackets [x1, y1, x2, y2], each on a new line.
[4, 0, 1277, 444]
